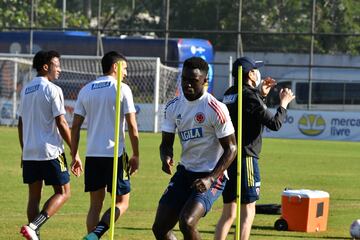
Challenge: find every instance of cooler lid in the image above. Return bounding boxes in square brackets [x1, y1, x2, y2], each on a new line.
[282, 189, 329, 198]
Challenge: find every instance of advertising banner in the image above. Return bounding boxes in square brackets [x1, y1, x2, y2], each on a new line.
[263, 108, 360, 141]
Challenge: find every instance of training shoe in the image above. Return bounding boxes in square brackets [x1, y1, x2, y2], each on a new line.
[20, 225, 39, 240]
[82, 232, 99, 240]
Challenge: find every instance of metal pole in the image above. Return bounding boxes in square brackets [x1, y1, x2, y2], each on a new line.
[164, 0, 170, 64]
[62, 0, 66, 30]
[30, 0, 34, 54]
[229, 55, 233, 87]
[96, 0, 103, 56]
[308, 0, 316, 110]
[236, 0, 243, 58]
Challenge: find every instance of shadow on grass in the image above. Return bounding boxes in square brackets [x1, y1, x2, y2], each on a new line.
[121, 226, 349, 239]
[252, 233, 350, 239]
[252, 225, 349, 239]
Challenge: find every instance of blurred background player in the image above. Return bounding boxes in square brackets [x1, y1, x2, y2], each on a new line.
[71, 51, 139, 240]
[152, 57, 237, 240]
[18, 50, 77, 240]
[214, 56, 295, 240]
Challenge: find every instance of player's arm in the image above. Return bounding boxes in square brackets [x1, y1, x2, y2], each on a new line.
[159, 131, 175, 175]
[192, 133, 237, 193]
[255, 88, 295, 131]
[125, 112, 139, 175]
[17, 117, 23, 150]
[17, 117, 23, 167]
[70, 114, 84, 177]
[56, 114, 71, 148]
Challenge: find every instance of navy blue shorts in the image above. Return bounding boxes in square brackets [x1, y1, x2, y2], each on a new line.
[85, 153, 130, 195]
[222, 155, 261, 204]
[22, 153, 70, 186]
[159, 165, 226, 216]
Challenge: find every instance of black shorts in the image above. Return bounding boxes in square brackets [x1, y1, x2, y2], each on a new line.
[22, 153, 70, 186]
[222, 155, 261, 204]
[85, 153, 131, 195]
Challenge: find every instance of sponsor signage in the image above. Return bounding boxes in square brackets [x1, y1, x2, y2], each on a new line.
[263, 109, 360, 141]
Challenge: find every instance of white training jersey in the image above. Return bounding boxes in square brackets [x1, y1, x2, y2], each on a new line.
[162, 92, 235, 172]
[18, 76, 66, 160]
[74, 75, 136, 157]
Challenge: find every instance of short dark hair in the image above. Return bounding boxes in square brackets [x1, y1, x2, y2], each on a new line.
[32, 50, 60, 72]
[101, 51, 127, 74]
[183, 57, 209, 76]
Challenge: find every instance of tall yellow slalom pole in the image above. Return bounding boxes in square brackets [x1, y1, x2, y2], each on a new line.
[235, 66, 242, 240]
[109, 61, 123, 240]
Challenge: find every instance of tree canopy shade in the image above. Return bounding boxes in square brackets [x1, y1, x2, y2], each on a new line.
[0, 0, 359, 54]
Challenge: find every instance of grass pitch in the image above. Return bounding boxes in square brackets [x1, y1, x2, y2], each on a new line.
[0, 126, 359, 239]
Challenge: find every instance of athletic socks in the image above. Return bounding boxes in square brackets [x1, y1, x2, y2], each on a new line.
[29, 210, 49, 231]
[92, 207, 121, 238]
[92, 221, 109, 238]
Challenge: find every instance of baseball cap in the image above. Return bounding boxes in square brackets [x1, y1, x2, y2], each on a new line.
[232, 56, 264, 77]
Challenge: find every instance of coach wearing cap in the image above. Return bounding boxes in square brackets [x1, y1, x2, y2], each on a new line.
[214, 57, 295, 240]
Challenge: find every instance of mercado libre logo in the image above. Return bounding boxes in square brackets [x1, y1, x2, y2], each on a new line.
[298, 114, 326, 136]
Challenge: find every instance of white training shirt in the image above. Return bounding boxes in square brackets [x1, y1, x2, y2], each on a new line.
[18, 76, 66, 160]
[74, 75, 136, 157]
[162, 92, 235, 172]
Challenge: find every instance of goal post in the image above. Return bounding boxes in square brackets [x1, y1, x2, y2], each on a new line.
[0, 53, 179, 131]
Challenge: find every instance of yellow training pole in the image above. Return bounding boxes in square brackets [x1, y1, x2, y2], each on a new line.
[109, 61, 123, 240]
[235, 66, 242, 240]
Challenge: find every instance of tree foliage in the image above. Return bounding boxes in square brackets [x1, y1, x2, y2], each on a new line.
[0, 0, 89, 29]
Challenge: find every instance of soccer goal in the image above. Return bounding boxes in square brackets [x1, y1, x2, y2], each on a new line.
[0, 53, 179, 132]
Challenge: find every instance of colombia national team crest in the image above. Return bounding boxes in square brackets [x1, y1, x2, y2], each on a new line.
[194, 112, 205, 124]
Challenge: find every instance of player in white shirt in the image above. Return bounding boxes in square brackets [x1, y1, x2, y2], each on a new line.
[18, 50, 77, 240]
[71, 51, 139, 240]
[152, 57, 237, 240]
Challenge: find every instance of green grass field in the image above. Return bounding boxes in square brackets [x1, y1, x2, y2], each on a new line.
[0, 126, 359, 239]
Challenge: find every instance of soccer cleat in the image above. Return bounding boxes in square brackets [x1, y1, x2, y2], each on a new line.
[82, 232, 99, 240]
[20, 225, 39, 240]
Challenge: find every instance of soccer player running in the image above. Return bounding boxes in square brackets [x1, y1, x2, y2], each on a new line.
[214, 57, 295, 240]
[71, 51, 139, 240]
[18, 50, 78, 240]
[152, 57, 237, 240]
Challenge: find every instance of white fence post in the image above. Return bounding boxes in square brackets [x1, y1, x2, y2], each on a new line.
[153, 57, 161, 133]
[12, 58, 18, 125]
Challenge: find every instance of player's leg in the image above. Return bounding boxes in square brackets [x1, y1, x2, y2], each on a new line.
[214, 202, 237, 240]
[84, 155, 131, 239]
[214, 159, 238, 240]
[240, 202, 256, 240]
[42, 183, 71, 216]
[41, 153, 71, 217]
[27, 180, 43, 222]
[86, 188, 106, 233]
[152, 165, 190, 240]
[152, 203, 179, 240]
[238, 156, 261, 240]
[20, 180, 43, 240]
[89, 193, 130, 239]
[178, 200, 205, 240]
[180, 173, 227, 240]
[83, 157, 108, 233]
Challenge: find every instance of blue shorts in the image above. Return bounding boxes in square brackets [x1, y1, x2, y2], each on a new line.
[222, 155, 261, 204]
[85, 153, 130, 195]
[22, 153, 70, 186]
[159, 165, 226, 216]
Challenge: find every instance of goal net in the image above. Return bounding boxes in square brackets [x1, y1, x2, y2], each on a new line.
[0, 54, 179, 132]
